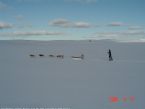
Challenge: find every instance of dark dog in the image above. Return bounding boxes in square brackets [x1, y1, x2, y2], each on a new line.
[29, 54, 35, 57]
[39, 54, 45, 57]
[57, 55, 64, 59]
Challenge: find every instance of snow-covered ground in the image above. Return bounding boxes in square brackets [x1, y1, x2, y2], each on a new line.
[0, 40, 145, 109]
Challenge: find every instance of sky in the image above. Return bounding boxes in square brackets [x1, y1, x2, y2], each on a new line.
[0, 0, 145, 41]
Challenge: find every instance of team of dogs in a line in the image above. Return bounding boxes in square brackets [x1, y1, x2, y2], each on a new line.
[29, 54, 84, 60]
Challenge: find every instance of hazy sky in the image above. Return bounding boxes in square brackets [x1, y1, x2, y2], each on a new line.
[0, 0, 145, 41]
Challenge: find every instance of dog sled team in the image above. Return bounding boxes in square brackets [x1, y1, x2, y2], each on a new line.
[29, 49, 113, 61]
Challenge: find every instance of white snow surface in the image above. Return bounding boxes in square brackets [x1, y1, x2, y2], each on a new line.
[0, 40, 145, 109]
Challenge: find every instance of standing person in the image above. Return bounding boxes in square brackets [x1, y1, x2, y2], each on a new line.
[108, 49, 113, 61]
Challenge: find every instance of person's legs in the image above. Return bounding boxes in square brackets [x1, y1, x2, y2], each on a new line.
[109, 56, 113, 61]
